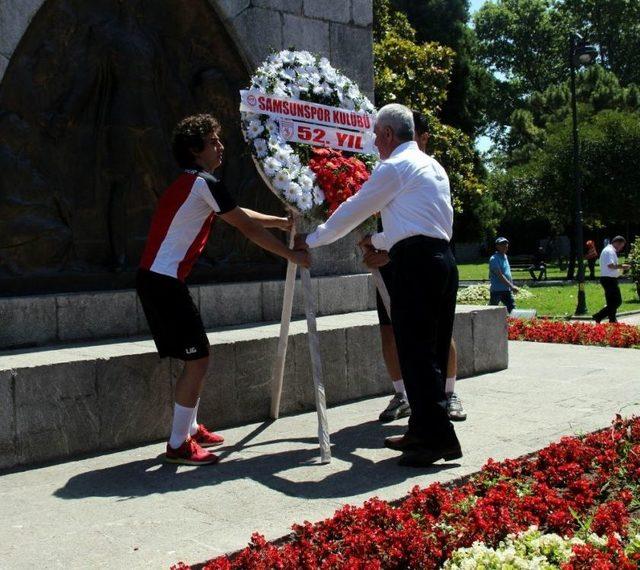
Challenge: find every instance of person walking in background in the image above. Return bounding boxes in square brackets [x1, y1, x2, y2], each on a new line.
[489, 237, 519, 313]
[584, 239, 598, 280]
[593, 236, 629, 323]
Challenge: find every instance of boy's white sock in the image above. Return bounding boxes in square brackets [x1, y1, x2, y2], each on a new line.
[392, 379, 406, 397]
[189, 398, 201, 436]
[445, 376, 456, 396]
[169, 403, 195, 449]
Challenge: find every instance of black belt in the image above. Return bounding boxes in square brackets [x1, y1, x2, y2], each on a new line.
[389, 234, 449, 257]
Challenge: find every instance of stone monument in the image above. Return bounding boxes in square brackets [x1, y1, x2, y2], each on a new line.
[0, 0, 374, 294]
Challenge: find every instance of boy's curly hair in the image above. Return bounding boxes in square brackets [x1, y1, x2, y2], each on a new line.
[172, 114, 221, 168]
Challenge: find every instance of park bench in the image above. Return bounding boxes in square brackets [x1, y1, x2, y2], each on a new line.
[509, 254, 548, 281]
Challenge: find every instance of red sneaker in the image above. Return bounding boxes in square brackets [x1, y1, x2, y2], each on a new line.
[165, 437, 219, 466]
[192, 424, 225, 448]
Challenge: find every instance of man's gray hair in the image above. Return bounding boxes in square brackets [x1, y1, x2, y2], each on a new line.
[376, 104, 415, 142]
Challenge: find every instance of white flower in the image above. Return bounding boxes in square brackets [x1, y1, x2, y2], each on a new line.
[253, 138, 268, 157]
[308, 72, 322, 86]
[312, 185, 325, 205]
[265, 118, 278, 133]
[313, 82, 333, 97]
[298, 173, 314, 192]
[281, 66, 296, 79]
[273, 169, 292, 191]
[297, 192, 314, 211]
[274, 145, 293, 163]
[252, 76, 269, 91]
[295, 51, 315, 66]
[283, 181, 303, 203]
[272, 81, 289, 97]
[246, 120, 265, 138]
[263, 156, 283, 177]
[286, 153, 302, 170]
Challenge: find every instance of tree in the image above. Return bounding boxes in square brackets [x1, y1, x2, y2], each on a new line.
[373, 0, 495, 241]
[474, 0, 640, 134]
[391, 0, 493, 136]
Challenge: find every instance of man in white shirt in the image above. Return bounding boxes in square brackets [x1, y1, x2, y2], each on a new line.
[296, 103, 461, 467]
[593, 235, 629, 323]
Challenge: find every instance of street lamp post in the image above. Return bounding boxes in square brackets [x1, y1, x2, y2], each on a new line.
[569, 33, 598, 316]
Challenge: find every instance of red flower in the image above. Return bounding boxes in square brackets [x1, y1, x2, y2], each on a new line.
[308, 148, 371, 219]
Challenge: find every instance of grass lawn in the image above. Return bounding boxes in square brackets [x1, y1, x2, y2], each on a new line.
[458, 261, 571, 281]
[516, 282, 639, 318]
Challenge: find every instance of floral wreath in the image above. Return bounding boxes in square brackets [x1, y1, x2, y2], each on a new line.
[240, 50, 378, 222]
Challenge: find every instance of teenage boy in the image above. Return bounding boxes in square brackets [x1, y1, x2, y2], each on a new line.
[364, 111, 466, 423]
[137, 114, 309, 466]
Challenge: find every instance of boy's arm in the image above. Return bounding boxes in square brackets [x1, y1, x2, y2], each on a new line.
[240, 208, 292, 231]
[220, 207, 309, 267]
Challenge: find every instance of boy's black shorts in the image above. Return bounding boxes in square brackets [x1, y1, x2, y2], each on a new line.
[136, 269, 209, 361]
[375, 261, 394, 326]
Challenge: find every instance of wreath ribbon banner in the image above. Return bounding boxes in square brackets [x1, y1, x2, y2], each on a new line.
[279, 119, 377, 154]
[240, 89, 375, 132]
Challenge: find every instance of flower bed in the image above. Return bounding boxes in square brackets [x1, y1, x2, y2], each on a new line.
[173, 416, 640, 569]
[509, 318, 640, 348]
[457, 283, 533, 305]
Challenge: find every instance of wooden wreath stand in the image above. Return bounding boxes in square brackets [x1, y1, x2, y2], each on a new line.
[269, 214, 331, 464]
[253, 161, 392, 465]
[251, 158, 331, 463]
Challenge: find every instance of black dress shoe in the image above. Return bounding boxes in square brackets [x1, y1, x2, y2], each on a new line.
[398, 444, 463, 467]
[384, 433, 429, 452]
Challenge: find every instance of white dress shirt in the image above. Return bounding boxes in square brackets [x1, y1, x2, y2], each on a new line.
[305, 141, 453, 250]
[599, 244, 620, 277]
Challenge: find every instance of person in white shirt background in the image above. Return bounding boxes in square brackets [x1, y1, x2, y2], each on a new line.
[593, 235, 630, 323]
[296, 103, 462, 467]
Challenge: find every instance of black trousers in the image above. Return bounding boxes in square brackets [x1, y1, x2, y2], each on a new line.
[389, 236, 458, 447]
[594, 277, 622, 323]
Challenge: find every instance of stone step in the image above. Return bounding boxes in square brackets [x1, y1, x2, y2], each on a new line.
[0, 306, 507, 471]
[0, 273, 374, 351]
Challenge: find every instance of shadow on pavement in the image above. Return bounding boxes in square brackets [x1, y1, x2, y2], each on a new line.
[55, 420, 460, 501]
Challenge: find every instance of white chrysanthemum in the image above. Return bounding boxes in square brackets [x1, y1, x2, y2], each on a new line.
[283, 182, 303, 203]
[263, 156, 283, 177]
[295, 51, 315, 66]
[297, 192, 314, 211]
[343, 97, 356, 111]
[278, 50, 295, 64]
[252, 76, 269, 91]
[273, 169, 292, 191]
[298, 173, 314, 192]
[272, 82, 289, 97]
[246, 120, 265, 138]
[347, 84, 360, 98]
[274, 145, 293, 163]
[265, 118, 278, 133]
[324, 68, 338, 84]
[308, 72, 322, 86]
[280, 67, 296, 81]
[286, 153, 302, 170]
[312, 186, 325, 205]
[253, 138, 268, 158]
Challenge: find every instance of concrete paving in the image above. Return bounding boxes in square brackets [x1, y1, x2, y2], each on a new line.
[0, 341, 639, 569]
